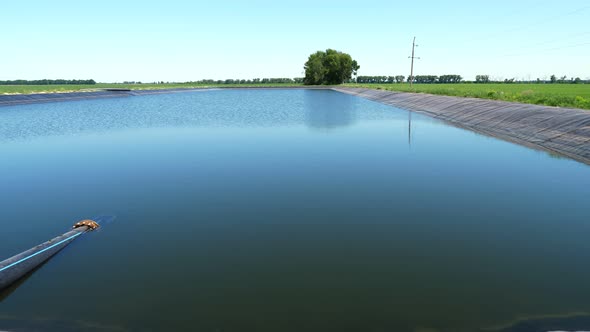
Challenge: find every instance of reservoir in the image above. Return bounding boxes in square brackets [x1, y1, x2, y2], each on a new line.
[1, 89, 589, 331]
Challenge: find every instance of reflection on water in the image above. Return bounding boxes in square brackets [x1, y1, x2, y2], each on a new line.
[304, 89, 356, 129]
[0, 278, 25, 302]
[0, 89, 399, 141]
[0, 89, 589, 332]
[408, 110, 412, 147]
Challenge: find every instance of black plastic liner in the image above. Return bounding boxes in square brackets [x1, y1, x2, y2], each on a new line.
[334, 87, 590, 166]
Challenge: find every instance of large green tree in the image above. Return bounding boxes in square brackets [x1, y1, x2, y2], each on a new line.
[303, 49, 359, 85]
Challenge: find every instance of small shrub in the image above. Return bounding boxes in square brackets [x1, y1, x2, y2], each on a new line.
[574, 96, 590, 109]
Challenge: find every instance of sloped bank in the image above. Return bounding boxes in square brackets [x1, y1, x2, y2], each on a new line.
[333, 87, 590, 166]
[0, 88, 207, 107]
[0, 86, 324, 107]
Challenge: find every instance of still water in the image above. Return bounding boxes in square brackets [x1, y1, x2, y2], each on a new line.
[0, 89, 589, 332]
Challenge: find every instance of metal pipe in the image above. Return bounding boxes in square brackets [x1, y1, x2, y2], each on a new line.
[0, 220, 99, 290]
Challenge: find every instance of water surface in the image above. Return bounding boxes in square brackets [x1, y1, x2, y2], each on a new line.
[1, 89, 589, 332]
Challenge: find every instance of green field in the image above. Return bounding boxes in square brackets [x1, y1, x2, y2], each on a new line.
[346, 83, 590, 110]
[1, 82, 589, 110]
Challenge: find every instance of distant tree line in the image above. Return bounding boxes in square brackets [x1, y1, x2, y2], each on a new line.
[356, 75, 463, 84]
[131, 80, 298, 85]
[548, 75, 584, 84]
[356, 76, 406, 83]
[0, 78, 308, 86]
[476, 74, 586, 84]
[356, 74, 588, 84]
[0, 79, 96, 85]
[187, 78, 304, 84]
[475, 75, 490, 83]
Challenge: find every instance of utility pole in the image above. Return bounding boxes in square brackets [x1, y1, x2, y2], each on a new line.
[408, 37, 420, 87]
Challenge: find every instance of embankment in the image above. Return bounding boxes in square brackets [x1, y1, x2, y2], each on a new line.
[0, 88, 204, 107]
[333, 87, 590, 165]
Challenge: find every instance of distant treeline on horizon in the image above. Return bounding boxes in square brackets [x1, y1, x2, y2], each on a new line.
[356, 74, 588, 84]
[120, 78, 305, 85]
[182, 78, 304, 84]
[2, 76, 587, 85]
[0, 79, 96, 85]
[114, 76, 590, 85]
[357, 75, 462, 84]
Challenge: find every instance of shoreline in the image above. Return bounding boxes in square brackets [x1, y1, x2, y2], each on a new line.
[1, 86, 588, 166]
[334, 87, 590, 166]
[0, 86, 332, 107]
[0, 88, 217, 107]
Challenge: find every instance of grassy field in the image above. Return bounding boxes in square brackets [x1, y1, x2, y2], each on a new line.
[345, 83, 590, 110]
[1, 82, 589, 110]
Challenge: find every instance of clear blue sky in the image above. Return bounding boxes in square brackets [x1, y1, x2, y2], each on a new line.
[1, 0, 588, 82]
